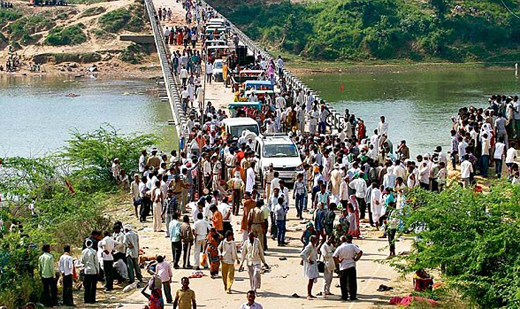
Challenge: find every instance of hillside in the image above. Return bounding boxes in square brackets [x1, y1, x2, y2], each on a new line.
[0, 0, 157, 73]
[208, 0, 520, 62]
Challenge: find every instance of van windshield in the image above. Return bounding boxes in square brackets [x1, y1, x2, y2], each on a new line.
[263, 143, 299, 158]
[229, 124, 259, 138]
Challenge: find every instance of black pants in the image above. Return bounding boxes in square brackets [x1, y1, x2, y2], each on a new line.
[357, 197, 373, 225]
[388, 228, 397, 254]
[84, 274, 97, 303]
[140, 197, 151, 222]
[62, 274, 74, 306]
[171, 241, 182, 267]
[340, 267, 357, 300]
[182, 242, 192, 268]
[103, 260, 114, 291]
[223, 221, 232, 235]
[41, 277, 58, 306]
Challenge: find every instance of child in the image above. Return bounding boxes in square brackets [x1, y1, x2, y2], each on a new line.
[173, 277, 196, 309]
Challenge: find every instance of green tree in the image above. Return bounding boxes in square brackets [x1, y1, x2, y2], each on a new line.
[389, 183, 520, 308]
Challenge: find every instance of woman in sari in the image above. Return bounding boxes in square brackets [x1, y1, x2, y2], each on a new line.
[205, 228, 223, 279]
[348, 195, 361, 238]
[176, 31, 183, 46]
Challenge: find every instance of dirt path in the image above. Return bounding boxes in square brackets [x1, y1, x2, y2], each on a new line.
[109, 2, 414, 308]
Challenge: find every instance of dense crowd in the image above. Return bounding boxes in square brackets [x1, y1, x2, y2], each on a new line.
[13, 1, 520, 309]
[451, 95, 519, 187]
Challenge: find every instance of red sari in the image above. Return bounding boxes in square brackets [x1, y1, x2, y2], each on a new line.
[347, 195, 361, 238]
[177, 33, 183, 45]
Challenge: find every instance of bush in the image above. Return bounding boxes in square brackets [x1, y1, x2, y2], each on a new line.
[0, 126, 157, 307]
[45, 23, 87, 46]
[389, 183, 520, 308]
[98, 5, 146, 33]
[80, 6, 106, 17]
[214, 0, 520, 62]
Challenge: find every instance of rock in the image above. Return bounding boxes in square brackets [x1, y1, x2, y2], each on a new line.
[102, 54, 112, 61]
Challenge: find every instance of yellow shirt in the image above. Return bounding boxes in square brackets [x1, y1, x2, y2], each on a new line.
[176, 288, 196, 309]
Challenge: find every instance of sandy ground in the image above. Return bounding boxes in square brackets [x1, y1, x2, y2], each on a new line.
[107, 1, 414, 309]
[106, 199, 413, 309]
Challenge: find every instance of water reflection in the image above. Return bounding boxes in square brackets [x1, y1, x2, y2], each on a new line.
[300, 69, 520, 156]
[0, 75, 176, 157]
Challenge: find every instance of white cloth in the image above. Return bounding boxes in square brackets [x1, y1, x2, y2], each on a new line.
[333, 242, 361, 270]
[193, 219, 210, 241]
[460, 160, 473, 179]
[81, 247, 100, 275]
[246, 167, 255, 193]
[300, 243, 319, 279]
[218, 239, 238, 264]
[58, 254, 74, 276]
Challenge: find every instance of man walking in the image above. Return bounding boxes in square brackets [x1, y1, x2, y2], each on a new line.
[239, 232, 269, 293]
[333, 235, 363, 301]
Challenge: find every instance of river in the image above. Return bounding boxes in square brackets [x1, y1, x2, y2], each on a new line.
[300, 68, 520, 157]
[0, 75, 176, 157]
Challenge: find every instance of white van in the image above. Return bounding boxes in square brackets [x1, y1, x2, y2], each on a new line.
[254, 135, 302, 184]
[222, 117, 260, 139]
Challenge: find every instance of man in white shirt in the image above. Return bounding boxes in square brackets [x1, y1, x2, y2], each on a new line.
[99, 231, 117, 291]
[377, 116, 388, 137]
[59, 245, 74, 306]
[238, 290, 263, 309]
[494, 137, 506, 178]
[218, 230, 239, 293]
[370, 130, 379, 149]
[239, 233, 269, 292]
[506, 143, 517, 178]
[180, 66, 188, 86]
[333, 235, 363, 301]
[481, 133, 491, 178]
[139, 150, 147, 173]
[460, 155, 474, 188]
[193, 213, 210, 270]
[218, 197, 232, 234]
[206, 62, 213, 84]
[246, 162, 256, 193]
[349, 173, 369, 224]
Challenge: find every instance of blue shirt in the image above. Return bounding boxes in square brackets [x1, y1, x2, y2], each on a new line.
[169, 220, 181, 242]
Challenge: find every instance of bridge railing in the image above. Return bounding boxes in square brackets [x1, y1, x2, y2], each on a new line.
[199, 0, 345, 131]
[143, 0, 187, 139]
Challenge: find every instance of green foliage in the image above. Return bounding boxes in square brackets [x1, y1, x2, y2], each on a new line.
[62, 124, 157, 191]
[120, 43, 153, 64]
[80, 6, 107, 17]
[0, 126, 155, 306]
[389, 183, 520, 308]
[215, 0, 520, 61]
[6, 15, 56, 42]
[98, 5, 147, 33]
[45, 23, 87, 46]
[0, 9, 22, 28]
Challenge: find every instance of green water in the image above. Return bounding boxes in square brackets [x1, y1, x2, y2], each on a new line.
[0, 75, 176, 157]
[300, 68, 520, 156]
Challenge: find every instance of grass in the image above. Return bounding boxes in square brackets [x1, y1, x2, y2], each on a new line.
[98, 4, 147, 33]
[45, 23, 87, 46]
[80, 6, 106, 17]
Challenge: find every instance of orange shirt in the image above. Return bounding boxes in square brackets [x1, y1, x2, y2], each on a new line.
[241, 199, 256, 231]
[212, 211, 223, 231]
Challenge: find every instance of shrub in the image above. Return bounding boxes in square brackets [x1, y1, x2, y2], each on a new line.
[45, 23, 87, 46]
[80, 6, 106, 17]
[389, 183, 520, 308]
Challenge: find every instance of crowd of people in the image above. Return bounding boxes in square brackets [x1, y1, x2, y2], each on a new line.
[14, 0, 520, 309]
[1, 53, 21, 72]
[0, 1, 13, 8]
[451, 95, 520, 187]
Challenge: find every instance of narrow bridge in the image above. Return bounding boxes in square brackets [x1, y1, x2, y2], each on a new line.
[142, 0, 345, 142]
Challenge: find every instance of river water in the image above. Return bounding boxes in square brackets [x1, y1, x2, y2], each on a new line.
[0, 75, 175, 157]
[300, 68, 520, 157]
[2, 69, 518, 158]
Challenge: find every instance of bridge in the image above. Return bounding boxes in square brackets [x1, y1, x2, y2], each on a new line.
[142, 0, 346, 143]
